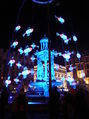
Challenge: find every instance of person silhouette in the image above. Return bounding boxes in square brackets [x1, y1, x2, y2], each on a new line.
[49, 86, 60, 119]
[0, 85, 9, 119]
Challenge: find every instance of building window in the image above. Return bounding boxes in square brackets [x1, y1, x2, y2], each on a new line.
[85, 57, 89, 62]
[85, 64, 89, 69]
[86, 70, 89, 77]
[58, 74, 60, 78]
[75, 58, 79, 63]
[80, 57, 84, 62]
[78, 64, 83, 70]
[67, 67, 69, 72]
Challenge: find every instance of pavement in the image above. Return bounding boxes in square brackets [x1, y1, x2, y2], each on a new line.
[0, 103, 49, 119]
[0, 103, 64, 119]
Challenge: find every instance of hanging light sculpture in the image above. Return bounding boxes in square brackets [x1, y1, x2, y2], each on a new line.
[32, 0, 53, 4]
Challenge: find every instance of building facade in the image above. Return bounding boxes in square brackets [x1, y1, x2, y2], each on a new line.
[34, 63, 66, 82]
[66, 51, 89, 84]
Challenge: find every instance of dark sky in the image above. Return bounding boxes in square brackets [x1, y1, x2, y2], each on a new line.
[0, 0, 89, 52]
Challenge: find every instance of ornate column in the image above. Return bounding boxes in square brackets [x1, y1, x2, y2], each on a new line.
[44, 60, 48, 81]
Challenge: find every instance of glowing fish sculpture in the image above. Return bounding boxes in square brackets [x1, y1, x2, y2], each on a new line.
[11, 41, 18, 48]
[8, 58, 15, 67]
[76, 52, 81, 59]
[73, 35, 77, 42]
[62, 51, 73, 62]
[64, 38, 71, 44]
[18, 47, 23, 55]
[15, 25, 21, 32]
[69, 65, 76, 71]
[14, 78, 19, 83]
[58, 52, 62, 56]
[31, 43, 39, 49]
[5, 76, 11, 87]
[23, 27, 34, 37]
[24, 46, 32, 56]
[5, 80, 11, 87]
[30, 55, 36, 62]
[60, 33, 67, 40]
[7, 75, 10, 80]
[55, 15, 65, 24]
[19, 67, 31, 79]
[16, 62, 22, 69]
[56, 32, 71, 44]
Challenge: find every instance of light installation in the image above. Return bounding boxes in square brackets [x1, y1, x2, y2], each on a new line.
[32, 0, 53, 4]
[11, 41, 18, 48]
[23, 27, 34, 37]
[55, 15, 65, 24]
[4, 0, 83, 102]
[15, 25, 21, 32]
[5, 23, 80, 97]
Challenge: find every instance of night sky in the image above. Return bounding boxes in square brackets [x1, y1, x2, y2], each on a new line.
[0, 0, 89, 52]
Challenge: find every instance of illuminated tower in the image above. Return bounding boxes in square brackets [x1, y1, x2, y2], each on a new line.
[35, 37, 55, 81]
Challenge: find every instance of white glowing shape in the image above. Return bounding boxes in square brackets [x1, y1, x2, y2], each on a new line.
[8, 59, 15, 67]
[21, 67, 31, 79]
[69, 65, 76, 71]
[59, 52, 62, 56]
[18, 47, 23, 55]
[5, 80, 11, 85]
[14, 78, 19, 83]
[69, 65, 73, 71]
[22, 70, 30, 75]
[15, 25, 21, 31]
[10, 96, 13, 99]
[56, 32, 60, 36]
[60, 34, 67, 40]
[77, 52, 81, 59]
[73, 35, 77, 42]
[23, 27, 34, 37]
[30, 55, 35, 62]
[24, 47, 32, 56]
[16, 62, 22, 69]
[56, 32, 70, 44]
[62, 53, 70, 62]
[7, 76, 10, 80]
[11, 41, 18, 48]
[64, 38, 71, 44]
[55, 15, 65, 24]
[31, 43, 36, 49]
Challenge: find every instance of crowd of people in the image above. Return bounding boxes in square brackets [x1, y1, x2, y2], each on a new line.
[49, 84, 89, 119]
[0, 82, 89, 119]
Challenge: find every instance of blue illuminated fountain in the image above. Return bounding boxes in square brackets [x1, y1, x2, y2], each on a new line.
[35, 37, 55, 81]
[29, 36, 57, 97]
